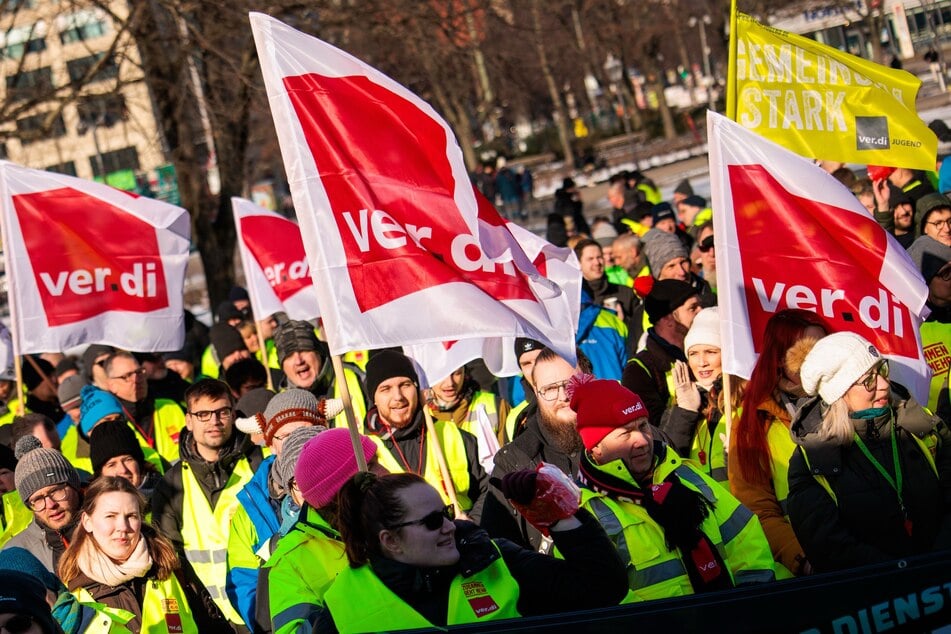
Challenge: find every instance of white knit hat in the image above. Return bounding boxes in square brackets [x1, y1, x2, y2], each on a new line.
[684, 307, 720, 352]
[800, 332, 883, 404]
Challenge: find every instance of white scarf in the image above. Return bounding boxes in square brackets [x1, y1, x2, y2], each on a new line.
[77, 534, 153, 587]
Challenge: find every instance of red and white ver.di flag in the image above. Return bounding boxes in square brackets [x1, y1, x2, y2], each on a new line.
[0, 161, 190, 353]
[250, 14, 578, 362]
[708, 112, 932, 402]
[233, 197, 321, 322]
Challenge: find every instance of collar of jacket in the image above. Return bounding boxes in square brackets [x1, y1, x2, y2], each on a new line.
[178, 425, 253, 475]
[646, 329, 687, 364]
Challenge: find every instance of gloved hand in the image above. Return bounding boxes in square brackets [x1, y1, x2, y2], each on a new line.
[500, 463, 581, 536]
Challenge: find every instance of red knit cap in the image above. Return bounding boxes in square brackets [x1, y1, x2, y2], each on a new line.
[568, 375, 648, 450]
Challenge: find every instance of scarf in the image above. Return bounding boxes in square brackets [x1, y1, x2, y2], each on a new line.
[77, 535, 153, 587]
[578, 448, 733, 594]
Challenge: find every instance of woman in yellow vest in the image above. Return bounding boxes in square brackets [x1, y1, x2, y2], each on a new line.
[664, 307, 743, 485]
[786, 332, 951, 572]
[729, 309, 830, 577]
[58, 477, 199, 633]
[316, 471, 627, 633]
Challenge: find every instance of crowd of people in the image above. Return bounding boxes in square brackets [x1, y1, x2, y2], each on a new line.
[0, 158, 949, 634]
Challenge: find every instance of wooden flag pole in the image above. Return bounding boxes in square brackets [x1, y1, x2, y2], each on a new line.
[13, 355, 23, 415]
[722, 371, 734, 456]
[254, 320, 274, 392]
[421, 399, 464, 515]
[331, 354, 368, 472]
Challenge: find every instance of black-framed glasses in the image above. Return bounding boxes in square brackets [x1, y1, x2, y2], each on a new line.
[388, 504, 454, 531]
[28, 484, 71, 511]
[188, 407, 234, 422]
[537, 380, 570, 402]
[854, 360, 889, 392]
[0, 615, 36, 634]
[109, 367, 146, 382]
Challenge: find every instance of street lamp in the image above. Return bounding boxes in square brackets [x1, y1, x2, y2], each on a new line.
[603, 53, 632, 140]
[688, 14, 714, 109]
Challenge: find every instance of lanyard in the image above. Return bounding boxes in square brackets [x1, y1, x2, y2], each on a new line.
[852, 421, 913, 536]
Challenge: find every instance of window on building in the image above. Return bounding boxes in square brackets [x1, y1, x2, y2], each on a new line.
[15, 111, 66, 144]
[76, 93, 126, 129]
[5, 66, 53, 102]
[2, 0, 38, 15]
[90, 146, 138, 177]
[1, 22, 47, 59]
[66, 53, 118, 85]
[58, 9, 108, 44]
[45, 161, 77, 176]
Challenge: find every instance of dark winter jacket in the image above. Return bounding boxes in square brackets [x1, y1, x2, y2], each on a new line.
[365, 407, 488, 523]
[480, 410, 581, 552]
[313, 511, 627, 633]
[787, 392, 951, 573]
[621, 329, 685, 427]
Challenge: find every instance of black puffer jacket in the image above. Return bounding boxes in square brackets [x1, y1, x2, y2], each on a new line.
[787, 391, 951, 573]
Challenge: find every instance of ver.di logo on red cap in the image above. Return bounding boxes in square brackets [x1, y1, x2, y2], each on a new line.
[13, 187, 169, 327]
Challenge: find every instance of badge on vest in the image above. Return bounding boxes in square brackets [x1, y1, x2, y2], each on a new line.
[164, 599, 183, 633]
[462, 581, 500, 618]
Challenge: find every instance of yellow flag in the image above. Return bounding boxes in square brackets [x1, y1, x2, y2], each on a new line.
[728, 11, 937, 171]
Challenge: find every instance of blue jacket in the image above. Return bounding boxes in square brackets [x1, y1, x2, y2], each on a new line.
[577, 290, 628, 380]
[227, 454, 280, 629]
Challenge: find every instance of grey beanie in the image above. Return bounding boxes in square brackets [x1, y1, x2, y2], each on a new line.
[57, 375, 87, 410]
[274, 425, 325, 493]
[642, 229, 688, 277]
[908, 235, 951, 284]
[13, 437, 81, 504]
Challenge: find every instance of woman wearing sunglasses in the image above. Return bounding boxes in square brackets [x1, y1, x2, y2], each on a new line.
[315, 472, 627, 633]
[786, 332, 951, 573]
[58, 476, 199, 633]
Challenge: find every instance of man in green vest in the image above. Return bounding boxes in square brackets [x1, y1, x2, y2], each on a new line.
[363, 350, 487, 521]
[152, 379, 264, 631]
[909, 236, 951, 414]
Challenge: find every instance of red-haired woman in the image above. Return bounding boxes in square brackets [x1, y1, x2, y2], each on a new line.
[728, 309, 831, 577]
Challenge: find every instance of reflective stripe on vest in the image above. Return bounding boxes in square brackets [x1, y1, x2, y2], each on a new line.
[179, 457, 253, 624]
[766, 419, 796, 520]
[369, 420, 473, 510]
[325, 542, 520, 632]
[462, 392, 499, 436]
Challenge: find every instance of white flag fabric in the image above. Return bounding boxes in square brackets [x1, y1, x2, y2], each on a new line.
[232, 197, 321, 322]
[708, 112, 931, 402]
[250, 13, 578, 363]
[0, 161, 189, 353]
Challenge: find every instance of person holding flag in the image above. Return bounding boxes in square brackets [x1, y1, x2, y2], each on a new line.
[786, 332, 951, 572]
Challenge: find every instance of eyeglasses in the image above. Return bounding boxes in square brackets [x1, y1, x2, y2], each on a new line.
[854, 360, 889, 392]
[109, 367, 146, 382]
[28, 484, 71, 511]
[0, 615, 36, 634]
[926, 218, 951, 231]
[388, 504, 455, 531]
[537, 380, 570, 402]
[698, 237, 715, 253]
[188, 407, 234, 422]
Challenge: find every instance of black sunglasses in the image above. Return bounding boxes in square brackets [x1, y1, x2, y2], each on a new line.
[1, 615, 35, 634]
[388, 504, 455, 531]
[698, 236, 715, 252]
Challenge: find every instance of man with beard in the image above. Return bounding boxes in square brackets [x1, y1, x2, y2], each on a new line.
[3, 438, 82, 574]
[480, 348, 588, 552]
[274, 320, 368, 428]
[363, 350, 487, 521]
[104, 351, 185, 464]
[622, 279, 702, 427]
[888, 192, 916, 249]
[152, 379, 265, 631]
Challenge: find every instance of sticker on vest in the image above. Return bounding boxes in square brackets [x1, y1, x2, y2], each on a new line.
[462, 581, 500, 618]
[164, 599, 183, 633]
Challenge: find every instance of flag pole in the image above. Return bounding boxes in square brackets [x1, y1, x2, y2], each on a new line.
[254, 320, 274, 392]
[331, 353, 368, 472]
[12, 355, 23, 415]
[421, 400, 465, 516]
[0, 163, 24, 416]
[726, 0, 738, 120]
[722, 371, 734, 456]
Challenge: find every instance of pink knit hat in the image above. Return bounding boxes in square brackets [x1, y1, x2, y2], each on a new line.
[295, 427, 378, 508]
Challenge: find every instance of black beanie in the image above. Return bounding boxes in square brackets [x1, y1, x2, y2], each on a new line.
[209, 323, 247, 361]
[365, 350, 418, 399]
[89, 420, 145, 475]
[514, 338, 544, 361]
[21, 357, 54, 392]
[644, 279, 698, 323]
[0, 443, 15, 472]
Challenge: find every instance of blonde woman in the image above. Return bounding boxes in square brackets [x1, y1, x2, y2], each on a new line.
[786, 332, 951, 573]
[58, 477, 198, 633]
